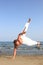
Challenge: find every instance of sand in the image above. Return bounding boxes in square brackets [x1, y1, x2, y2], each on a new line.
[0, 55, 43, 65]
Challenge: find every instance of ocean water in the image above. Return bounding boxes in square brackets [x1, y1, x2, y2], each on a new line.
[0, 42, 43, 56]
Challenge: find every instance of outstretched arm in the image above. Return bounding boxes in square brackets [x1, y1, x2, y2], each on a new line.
[13, 47, 17, 59]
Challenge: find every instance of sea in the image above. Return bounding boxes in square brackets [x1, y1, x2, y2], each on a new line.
[0, 42, 43, 56]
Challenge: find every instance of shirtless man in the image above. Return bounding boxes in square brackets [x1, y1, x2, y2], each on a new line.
[13, 18, 40, 59]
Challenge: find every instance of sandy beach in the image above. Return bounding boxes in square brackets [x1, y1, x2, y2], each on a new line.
[0, 55, 43, 65]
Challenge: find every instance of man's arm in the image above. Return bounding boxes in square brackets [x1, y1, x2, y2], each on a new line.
[13, 47, 17, 59]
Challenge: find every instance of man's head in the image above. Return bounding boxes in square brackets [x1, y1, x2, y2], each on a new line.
[13, 39, 20, 48]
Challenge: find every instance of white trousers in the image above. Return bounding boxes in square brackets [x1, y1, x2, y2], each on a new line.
[21, 22, 37, 46]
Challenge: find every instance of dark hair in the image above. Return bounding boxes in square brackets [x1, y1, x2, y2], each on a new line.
[13, 39, 17, 44]
[13, 39, 18, 48]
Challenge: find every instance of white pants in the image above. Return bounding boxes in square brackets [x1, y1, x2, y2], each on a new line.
[21, 22, 37, 46]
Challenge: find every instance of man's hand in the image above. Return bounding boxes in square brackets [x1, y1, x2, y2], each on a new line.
[28, 18, 31, 23]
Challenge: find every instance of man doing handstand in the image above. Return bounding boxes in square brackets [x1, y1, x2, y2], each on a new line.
[13, 18, 40, 59]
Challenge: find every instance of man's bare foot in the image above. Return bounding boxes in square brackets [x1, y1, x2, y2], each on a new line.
[28, 18, 31, 23]
[37, 41, 40, 49]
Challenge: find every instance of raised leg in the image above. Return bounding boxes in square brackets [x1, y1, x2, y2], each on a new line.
[22, 18, 31, 33]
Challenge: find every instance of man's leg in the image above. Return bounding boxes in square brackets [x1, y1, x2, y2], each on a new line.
[19, 18, 31, 35]
[21, 35, 41, 47]
[22, 18, 31, 33]
[37, 41, 40, 49]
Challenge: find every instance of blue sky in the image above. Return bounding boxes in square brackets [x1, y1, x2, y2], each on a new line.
[0, 0, 43, 41]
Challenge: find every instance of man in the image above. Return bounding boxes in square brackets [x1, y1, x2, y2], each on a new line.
[13, 18, 40, 59]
